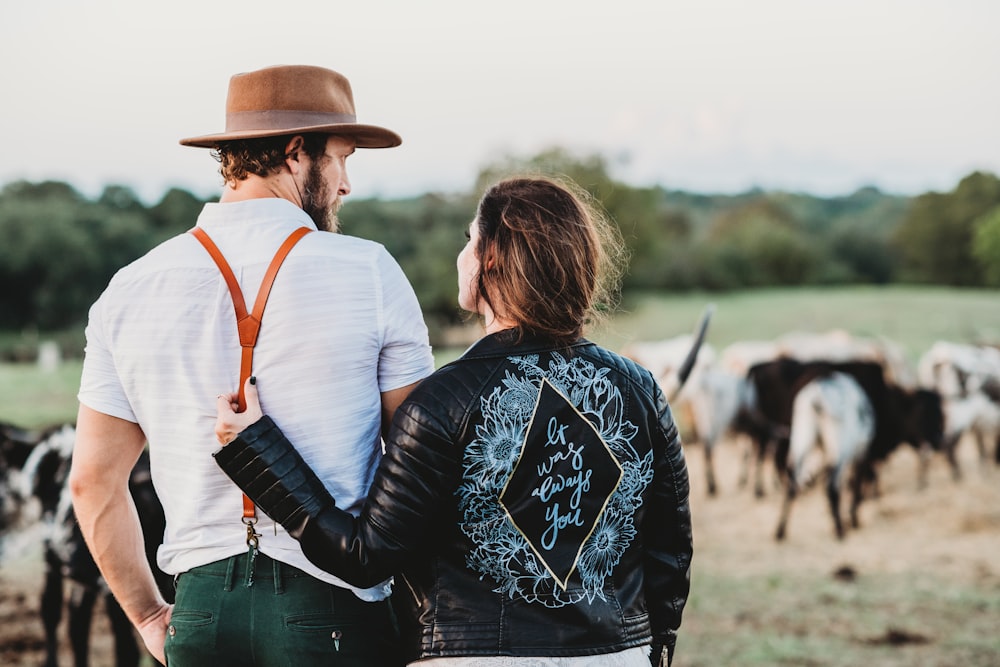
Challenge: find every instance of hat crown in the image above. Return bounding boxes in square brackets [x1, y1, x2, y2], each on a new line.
[226, 65, 356, 116]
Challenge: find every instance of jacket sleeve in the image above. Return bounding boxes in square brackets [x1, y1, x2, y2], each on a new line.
[640, 384, 693, 665]
[214, 389, 462, 588]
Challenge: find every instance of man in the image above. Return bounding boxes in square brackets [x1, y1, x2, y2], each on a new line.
[70, 65, 434, 666]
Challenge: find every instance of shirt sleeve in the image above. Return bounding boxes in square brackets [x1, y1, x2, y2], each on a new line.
[77, 296, 138, 423]
[374, 247, 435, 392]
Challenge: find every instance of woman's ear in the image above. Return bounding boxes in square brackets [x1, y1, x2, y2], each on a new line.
[484, 244, 498, 271]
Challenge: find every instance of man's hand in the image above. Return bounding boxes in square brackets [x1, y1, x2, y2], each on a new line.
[136, 602, 174, 665]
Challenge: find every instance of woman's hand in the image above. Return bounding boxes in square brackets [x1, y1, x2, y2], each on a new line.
[215, 376, 264, 445]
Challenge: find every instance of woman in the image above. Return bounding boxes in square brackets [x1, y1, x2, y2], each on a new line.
[214, 176, 693, 666]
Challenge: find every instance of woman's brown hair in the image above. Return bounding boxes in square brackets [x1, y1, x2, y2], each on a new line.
[473, 176, 627, 345]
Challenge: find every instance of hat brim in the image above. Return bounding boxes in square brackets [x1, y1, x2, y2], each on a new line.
[179, 123, 401, 149]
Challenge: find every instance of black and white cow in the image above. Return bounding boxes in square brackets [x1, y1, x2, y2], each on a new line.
[0, 421, 44, 541]
[6, 424, 172, 667]
[738, 358, 945, 506]
[774, 371, 877, 540]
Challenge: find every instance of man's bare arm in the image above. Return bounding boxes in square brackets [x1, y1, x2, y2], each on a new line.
[70, 404, 172, 665]
[380, 380, 423, 439]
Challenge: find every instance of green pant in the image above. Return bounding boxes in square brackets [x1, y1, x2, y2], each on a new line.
[165, 551, 403, 666]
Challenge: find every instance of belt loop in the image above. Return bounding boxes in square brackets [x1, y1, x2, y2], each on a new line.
[223, 555, 236, 593]
[273, 557, 284, 595]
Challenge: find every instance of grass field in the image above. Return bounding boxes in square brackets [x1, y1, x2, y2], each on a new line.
[597, 284, 1000, 365]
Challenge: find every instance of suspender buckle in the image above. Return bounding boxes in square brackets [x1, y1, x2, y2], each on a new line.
[243, 516, 261, 549]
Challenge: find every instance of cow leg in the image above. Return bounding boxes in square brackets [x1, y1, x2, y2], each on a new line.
[737, 436, 751, 490]
[104, 590, 141, 667]
[974, 429, 988, 462]
[774, 480, 797, 541]
[67, 581, 97, 667]
[944, 432, 963, 482]
[704, 440, 718, 497]
[849, 462, 869, 530]
[754, 439, 770, 499]
[40, 548, 64, 667]
[915, 441, 931, 490]
[827, 467, 845, 540]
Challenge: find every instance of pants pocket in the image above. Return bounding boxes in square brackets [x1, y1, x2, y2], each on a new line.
[282, 612, 402, 665]
[164, 608, 217, 665]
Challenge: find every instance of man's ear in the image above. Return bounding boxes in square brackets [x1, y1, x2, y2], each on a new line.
[284, 136, 305, 170]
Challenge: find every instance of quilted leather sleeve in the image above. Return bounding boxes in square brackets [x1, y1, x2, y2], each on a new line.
[641, 380, 693, 659]
[213, 416, 334, 537]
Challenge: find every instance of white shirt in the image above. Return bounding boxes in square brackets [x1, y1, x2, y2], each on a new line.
[78, 198, 434, 601]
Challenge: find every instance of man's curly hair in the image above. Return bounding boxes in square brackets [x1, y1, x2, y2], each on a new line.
[212, 133, 329, 184]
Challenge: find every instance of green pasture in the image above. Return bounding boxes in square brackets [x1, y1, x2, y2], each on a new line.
[596, 284, 1000, 364]
[3, 285, 999, 428]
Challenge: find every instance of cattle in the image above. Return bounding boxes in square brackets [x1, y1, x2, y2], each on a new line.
[940, 386, 1000, 476]
[775, 371, 877, 541]
[738, 358, 945, 506]
[774, 330, 915, 388]
[680, 365, 754, 496]
[621, 334, 717, 402]
[918, 341, 1000, 399]
[4, 424, 172, 667]
[1, 421, 43, 540]
[682, 332, 912, 498]
[918, 341, 1000, 476]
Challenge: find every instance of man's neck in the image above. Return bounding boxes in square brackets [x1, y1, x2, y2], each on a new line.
[220, 173, 302, 208]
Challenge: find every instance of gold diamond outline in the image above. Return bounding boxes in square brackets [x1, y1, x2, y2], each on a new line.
[498, 377, 624, 590]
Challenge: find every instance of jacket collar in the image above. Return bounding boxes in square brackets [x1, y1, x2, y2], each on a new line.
[460, 330, 591, 361]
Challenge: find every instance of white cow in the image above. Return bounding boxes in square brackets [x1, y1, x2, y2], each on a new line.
[918, 341, 1000, 398]
[918, 341, 1000, 475]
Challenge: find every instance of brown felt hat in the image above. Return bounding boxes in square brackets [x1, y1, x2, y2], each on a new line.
[180, 65, 401, 149]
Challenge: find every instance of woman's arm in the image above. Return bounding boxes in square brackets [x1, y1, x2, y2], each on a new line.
[641, 387, 693, 666]
[214, 377, 459, 587]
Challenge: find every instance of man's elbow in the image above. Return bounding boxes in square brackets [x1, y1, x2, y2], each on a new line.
[68, 464, 98, 504]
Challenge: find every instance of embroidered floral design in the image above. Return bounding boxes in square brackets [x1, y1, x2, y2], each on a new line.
[456, 352, 651, 607]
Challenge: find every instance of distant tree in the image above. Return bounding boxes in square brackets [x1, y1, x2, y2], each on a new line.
[702, 196, 821, 286]
[98, 184, 145, 212]
[972, 205, 1000, 287]
[340, 193, 473, 331]
[894, 171, 1000, 285]
[150, 187, 210, 239]
[707, 197, 798, 239]
[827, 224, 896, 284]
[0, 180, 153, 329]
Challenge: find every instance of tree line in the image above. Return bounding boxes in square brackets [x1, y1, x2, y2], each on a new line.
[1, 148, 998, 355]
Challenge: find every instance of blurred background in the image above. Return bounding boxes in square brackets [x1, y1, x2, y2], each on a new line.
[1, 1, 998, 665]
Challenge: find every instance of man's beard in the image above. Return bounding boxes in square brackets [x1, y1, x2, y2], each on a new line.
[300, 161, 341, 232]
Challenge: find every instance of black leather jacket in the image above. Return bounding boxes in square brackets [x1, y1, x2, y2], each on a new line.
[216, 332, 692, 665]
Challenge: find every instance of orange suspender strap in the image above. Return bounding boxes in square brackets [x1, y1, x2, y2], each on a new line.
[190, 225, 313, 525]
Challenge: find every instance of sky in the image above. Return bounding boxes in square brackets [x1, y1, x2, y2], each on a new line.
[2, 0, 998, 204]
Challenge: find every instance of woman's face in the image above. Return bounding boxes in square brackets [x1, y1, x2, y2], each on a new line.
[457, 218, 481, 314]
